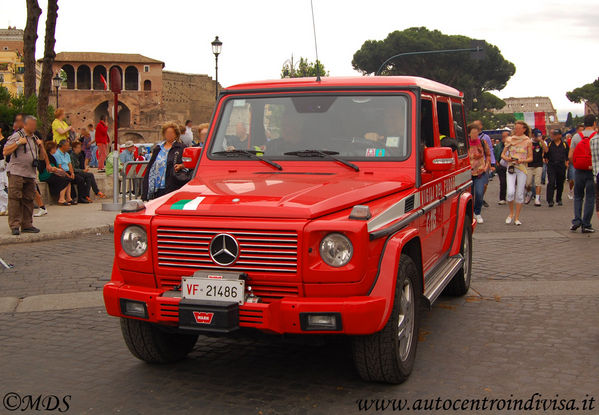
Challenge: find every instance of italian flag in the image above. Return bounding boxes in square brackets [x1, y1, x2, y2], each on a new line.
[514, 112, 546, 135]
[170, 197, 205, 210]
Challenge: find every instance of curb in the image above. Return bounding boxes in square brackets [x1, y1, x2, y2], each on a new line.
[0, 291, 104, 313]
[0, 224, 113, 246]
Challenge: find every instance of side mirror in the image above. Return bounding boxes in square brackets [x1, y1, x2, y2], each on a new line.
[424, 147, 455, 171]
[182, 147, 202, 170]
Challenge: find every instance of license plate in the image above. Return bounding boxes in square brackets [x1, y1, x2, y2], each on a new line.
[181, 276, 245, 305]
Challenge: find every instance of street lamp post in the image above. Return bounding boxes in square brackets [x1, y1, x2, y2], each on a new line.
[52, 73, 61, 108]
[211, 36, 222, 101]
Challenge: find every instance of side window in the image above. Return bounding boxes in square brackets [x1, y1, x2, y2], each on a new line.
[436, 101, 451, 139]
[420, 98, 434, 149]
[451, 102, 467, 156]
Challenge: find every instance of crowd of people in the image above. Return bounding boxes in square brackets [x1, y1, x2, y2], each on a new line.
[468, 114, 599, 233]
[0, 110, 210, 235]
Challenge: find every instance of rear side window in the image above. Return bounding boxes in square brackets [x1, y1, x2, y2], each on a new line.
[436, 101, 451, 138]
[451, 102, 467, 156]
[420, 98, 434, 149]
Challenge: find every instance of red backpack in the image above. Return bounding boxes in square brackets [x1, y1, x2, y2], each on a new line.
[572, 131, 597, 170]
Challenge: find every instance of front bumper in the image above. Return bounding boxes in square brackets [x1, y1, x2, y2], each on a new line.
[103, 282, 387, 335]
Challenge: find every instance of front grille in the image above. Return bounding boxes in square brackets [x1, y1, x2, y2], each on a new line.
[156, 227, 299, 274]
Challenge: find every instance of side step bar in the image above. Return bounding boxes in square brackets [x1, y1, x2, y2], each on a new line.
[422, 254, 464, 308]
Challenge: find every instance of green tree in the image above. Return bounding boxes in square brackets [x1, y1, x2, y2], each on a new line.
[0, 86, 48, 131]
[281, 57, 328, 78]
[565, 112, 573, 127]
[566, 78, 599, 116]
[352, 27, 516, 112]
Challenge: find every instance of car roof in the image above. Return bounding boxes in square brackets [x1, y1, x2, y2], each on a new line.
[225, 76, 463, 98]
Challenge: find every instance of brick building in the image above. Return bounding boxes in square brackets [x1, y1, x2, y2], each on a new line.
[48, 52, 218, 143]
[0, 27, 27, 95]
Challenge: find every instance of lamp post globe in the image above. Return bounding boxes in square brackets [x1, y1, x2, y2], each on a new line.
[211, 36, 222, 101]
[52, 73, 61, 108]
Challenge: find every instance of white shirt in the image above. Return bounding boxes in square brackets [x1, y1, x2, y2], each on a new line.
[181, 127, 193, 147]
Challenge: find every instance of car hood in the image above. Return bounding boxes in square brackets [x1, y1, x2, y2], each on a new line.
[154, 172, 413, 219]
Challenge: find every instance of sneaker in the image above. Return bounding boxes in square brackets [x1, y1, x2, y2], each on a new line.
[482, 200, 489, 208]
[33, 207, 48, 217]
[475, 214, 484, 224]
[0, 210, 6, 216]
[548, 202, 554, 207]
[581, 227, 596, 234]
[505, 216, 513, 224]
[497, 200, 507, 205]
[524, 191, 533, 204]
[11, 228, 20, 236]
[557, 201, 563, 206]
[568, 191, 573, 200]
[21, 226, 40, 233]
[97, 169, 105, 173]
[515, 219, 522, 226]
[570, 224, 581, 232]
[534, 201, 541, 207]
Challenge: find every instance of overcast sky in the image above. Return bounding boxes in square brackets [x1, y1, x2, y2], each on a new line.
[3, 0, 596, 119]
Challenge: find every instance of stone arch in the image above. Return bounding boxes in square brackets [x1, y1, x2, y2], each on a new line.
[76, 64, 91, 89]
[94, 100, 109, 124]
[122, 132, 145, 143]
[118, 102, 131, 128]
[93, 100, 131, 129]
[61, 64, 75, 89]
[143, 80, 151, 91]
[93, 65, 107, 90]
[109, 65, 123, 90]
[124, 66, 139, 91]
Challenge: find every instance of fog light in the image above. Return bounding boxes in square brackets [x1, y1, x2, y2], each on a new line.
[120, 299, 148, 319]
[300, 313, 342, 331]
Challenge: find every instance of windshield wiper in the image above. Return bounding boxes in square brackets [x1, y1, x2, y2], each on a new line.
[283, 150, 360, 172]
[213, 149, 282, 171]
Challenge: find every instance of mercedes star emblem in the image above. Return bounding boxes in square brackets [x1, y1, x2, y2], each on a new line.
[209, 234, 239, 266]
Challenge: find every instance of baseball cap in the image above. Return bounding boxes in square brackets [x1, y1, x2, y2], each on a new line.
[551, 128, 562, 135]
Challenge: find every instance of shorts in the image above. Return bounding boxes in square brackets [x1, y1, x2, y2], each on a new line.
[526, 166, 543, 188]
[567, 164, 575, 181]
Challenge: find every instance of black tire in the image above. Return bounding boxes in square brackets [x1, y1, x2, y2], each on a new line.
[443, 218, 472, 296]
[120, 318, 198, 363]
[351, 254, 420, 384]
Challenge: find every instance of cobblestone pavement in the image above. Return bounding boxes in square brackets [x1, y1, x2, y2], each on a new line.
[0, 178, 598, 414]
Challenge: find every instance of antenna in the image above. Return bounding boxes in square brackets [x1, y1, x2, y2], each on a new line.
[310, 0, 321, 82]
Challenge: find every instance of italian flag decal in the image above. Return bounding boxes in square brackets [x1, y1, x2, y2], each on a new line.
[170, 197, 205, 210]
[514, 112, 547, 135]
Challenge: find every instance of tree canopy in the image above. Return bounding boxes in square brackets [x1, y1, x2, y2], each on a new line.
[566, 78, 599, 116]
[0, 86, 44, 132]
[352, 27, 516, 111]
[281, 57, 328, 78]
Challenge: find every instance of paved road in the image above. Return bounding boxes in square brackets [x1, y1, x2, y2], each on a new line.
[0, 178, 598, 414]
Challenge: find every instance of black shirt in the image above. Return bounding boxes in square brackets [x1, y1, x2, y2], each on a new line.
[529, 141, 544, 167]
[545, 140, 569, 165]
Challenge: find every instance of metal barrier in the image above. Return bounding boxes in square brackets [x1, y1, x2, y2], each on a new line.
[120, 161, 149, 205]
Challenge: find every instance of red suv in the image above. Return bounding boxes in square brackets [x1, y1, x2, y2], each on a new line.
[104, 76, 475, 384]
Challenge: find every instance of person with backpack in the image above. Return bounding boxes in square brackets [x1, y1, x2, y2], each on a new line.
[568, 114, 597, 233]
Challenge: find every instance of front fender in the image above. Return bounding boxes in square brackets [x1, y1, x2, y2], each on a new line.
[368, 227, 420, 333]
[449, 191, 474, 256]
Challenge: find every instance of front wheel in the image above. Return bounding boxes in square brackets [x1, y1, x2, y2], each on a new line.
[351, 254, 420, 384]
[120, 318, 198, 363]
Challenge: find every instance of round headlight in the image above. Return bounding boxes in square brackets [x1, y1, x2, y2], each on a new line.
[319, 233, 353, 267]
[121, 225, 148, 257]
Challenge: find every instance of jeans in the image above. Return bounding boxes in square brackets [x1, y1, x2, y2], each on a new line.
[89, 144, 98, 168]
[496, 165, 507, 201]
[572, 169, 595, 228]
[546, 163, 565, 204]
[472, 173, 488, 215]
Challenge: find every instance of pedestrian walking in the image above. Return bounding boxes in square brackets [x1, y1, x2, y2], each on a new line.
[569, 114, 597, 233]
[142, 122, 186, 201]
[2, 115, 46, 235]
[95, 115, 110, 172]
[0, 122, 8, 216]
[565, 133, 575, 199]
[474, 120, 495, 207]
[467, 123, 491, 224]
[495, 130, 509, 205]
[181, 120, 194, 147]
[545, 129, 569, 207]
[524, 130, 548, 207]
[501, 120, 533, 226]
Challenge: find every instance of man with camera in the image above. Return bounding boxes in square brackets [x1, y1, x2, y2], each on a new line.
[2, 115, 45, 235]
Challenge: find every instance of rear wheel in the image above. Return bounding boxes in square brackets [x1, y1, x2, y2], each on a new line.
[443, 218, 472, 296]
[120, 318, 198, 363]
[352, 254, 420, 383]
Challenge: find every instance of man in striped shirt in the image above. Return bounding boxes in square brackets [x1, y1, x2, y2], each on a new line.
[591, 129, 599, 219]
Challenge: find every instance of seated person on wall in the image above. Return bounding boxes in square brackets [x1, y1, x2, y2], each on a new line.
[354, 109, 407, 157]
[119, 141, 136, 165]
[71, 141, 105, 202]
[54, 139, 79, 204]
[224, 122, 250, 151]
[40, 141, 73, 206]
